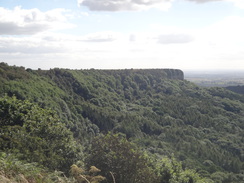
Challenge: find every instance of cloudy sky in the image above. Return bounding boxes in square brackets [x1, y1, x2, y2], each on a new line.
[0, 0, 244, 71]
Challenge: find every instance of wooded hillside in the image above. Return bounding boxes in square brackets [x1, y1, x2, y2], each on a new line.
[0, 62, 244, 182]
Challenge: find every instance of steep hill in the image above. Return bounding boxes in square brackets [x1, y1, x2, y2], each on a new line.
[0, 62, 244, 182]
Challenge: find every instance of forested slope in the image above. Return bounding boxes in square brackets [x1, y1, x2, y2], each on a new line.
[0, 62, 244, 182]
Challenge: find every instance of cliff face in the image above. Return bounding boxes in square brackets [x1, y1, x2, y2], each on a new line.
[128, 69, 184, 80]
[102, 69, 184, 80]
[162, 69, 184, 80]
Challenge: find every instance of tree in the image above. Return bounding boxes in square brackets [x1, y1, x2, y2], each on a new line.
[0, 95, 82, 172]
[158, 157, 213, 183]
[86, 133, 159, 183]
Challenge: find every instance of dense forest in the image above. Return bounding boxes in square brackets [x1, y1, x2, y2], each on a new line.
[0, 62, 244, 183]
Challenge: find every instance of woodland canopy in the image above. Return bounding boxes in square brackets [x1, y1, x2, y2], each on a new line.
[0, 63, 244, 182]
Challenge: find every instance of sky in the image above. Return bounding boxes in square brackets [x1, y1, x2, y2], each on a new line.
[0, 0, 244, 71]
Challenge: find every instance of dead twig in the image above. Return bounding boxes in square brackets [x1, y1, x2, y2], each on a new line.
[110, 171, 116, 183]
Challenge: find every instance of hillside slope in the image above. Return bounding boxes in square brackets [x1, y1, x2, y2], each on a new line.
[0, 63, 244, 182]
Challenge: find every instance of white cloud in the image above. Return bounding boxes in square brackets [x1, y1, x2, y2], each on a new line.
[77, 0, 172, 11]
[0, 35, 66, 54]
[185, 0, 222, 3]
[0, 6, 74, 35]
[157, 34, 194, 44]
[198, 16, 244, 45]
[81, 31, 119, 42]
[77, 0, 244, 12]
[227, 0, 244, 9]
[185, 0, 244, 9]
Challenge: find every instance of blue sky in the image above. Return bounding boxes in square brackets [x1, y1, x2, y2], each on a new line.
[0, 0, 244, 71]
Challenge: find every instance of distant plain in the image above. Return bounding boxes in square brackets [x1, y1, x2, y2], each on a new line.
[185, 70, 244, 87]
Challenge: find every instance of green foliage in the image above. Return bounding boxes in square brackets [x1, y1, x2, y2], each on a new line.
[86, 133, 160, 183]
[0, 152, 43, 179]
[1, 63, 244, 182]
[157, 156, 213, 183]
[0, 95, 82, 172]
[0, 152, 80, 183]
